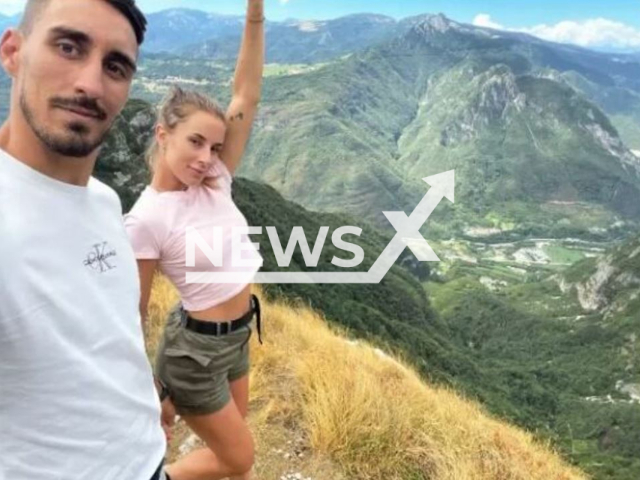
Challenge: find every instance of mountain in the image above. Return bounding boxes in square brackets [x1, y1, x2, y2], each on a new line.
[144, 9, 399, 62]
[396, 15, 640, 93]
[468, 25, 640, 152]
[393, 58, 640, 221]
[95, 99, 156, 210]
[438, 17, 640, 152]
[145, 8, 640, 81]
[428, 235, 640, 479]
[561, 234, 640, 319]
[143, 8, 244, 53]
[229, 14, 640, 238]
[553, 69, 640, 150]
[177, 13, 399, 64]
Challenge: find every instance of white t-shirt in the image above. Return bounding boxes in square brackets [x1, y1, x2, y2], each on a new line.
[0, 149, 166, 480]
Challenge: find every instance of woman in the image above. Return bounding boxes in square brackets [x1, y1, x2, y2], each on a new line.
[124, 2, 264, 479]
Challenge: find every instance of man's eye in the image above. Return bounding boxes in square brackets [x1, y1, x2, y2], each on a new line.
[58, 42, 79, 56]
[106, 61, 126, 79]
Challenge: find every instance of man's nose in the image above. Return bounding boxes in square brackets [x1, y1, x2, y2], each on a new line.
[73, 56, 106, 100]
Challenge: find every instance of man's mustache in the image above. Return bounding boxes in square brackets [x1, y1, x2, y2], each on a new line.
[50, 97, 108, 121]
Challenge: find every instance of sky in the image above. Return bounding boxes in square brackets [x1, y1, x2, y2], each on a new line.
[1, 0, 640, 51]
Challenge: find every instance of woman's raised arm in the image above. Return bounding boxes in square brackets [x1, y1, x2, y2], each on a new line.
[219, 0, 265, 175]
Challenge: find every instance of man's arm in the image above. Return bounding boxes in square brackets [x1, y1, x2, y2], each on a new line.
[136, 259, 176, 439]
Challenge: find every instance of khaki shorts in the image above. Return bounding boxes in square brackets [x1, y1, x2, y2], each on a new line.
[155, 305, 252, 416]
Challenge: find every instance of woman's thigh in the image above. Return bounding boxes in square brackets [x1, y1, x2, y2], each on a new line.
[229, 374, 250, 418]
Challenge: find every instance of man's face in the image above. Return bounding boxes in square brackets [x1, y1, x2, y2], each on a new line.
[10, 0, 138, 157]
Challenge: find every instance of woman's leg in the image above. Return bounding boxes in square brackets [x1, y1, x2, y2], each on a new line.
[229, 374, 252, 480]
[230, 373, 250, 418]
[165, 395, 254, 480]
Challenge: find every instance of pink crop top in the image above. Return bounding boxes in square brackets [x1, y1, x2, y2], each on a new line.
[124, 159, 263, 311]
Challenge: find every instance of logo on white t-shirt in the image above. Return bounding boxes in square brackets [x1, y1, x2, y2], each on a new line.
[84, 242, 117, 273]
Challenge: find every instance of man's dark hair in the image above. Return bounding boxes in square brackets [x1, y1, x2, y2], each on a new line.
[19, 0, 147, 45]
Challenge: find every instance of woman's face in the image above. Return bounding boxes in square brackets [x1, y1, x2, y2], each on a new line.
[158, 110, 226, 187]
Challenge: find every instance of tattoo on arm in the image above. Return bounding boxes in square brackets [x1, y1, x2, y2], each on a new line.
[229, 112, 245, 122]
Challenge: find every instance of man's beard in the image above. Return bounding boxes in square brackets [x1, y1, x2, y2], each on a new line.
[19, 91, 112, 158]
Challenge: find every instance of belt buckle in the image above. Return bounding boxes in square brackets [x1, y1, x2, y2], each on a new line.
[221, 321, 233, 335]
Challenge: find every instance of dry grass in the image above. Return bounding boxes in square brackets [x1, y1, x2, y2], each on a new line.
[145, 276, 588, 480]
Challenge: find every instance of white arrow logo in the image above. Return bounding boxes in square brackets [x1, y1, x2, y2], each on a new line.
[187, 170, 455, 284]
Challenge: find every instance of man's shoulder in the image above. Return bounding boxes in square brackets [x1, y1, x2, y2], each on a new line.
[89, 177, 124, 212]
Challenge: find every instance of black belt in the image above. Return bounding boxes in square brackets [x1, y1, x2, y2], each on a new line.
[179, 294, 263, 345]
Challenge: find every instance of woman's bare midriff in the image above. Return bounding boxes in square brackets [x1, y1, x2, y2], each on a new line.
[186, 285, 253, 322]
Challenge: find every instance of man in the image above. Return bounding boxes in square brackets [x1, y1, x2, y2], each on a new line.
[0, 1, 168, 479]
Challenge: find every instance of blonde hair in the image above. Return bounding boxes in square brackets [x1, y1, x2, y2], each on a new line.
[146, 86, 226, 172]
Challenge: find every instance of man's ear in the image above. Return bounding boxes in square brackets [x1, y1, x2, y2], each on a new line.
[0, 29, 22, 78]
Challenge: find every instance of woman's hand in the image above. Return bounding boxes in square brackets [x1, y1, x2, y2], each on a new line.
[160, 397, 177, 443]
[154, 376, 176, 442]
